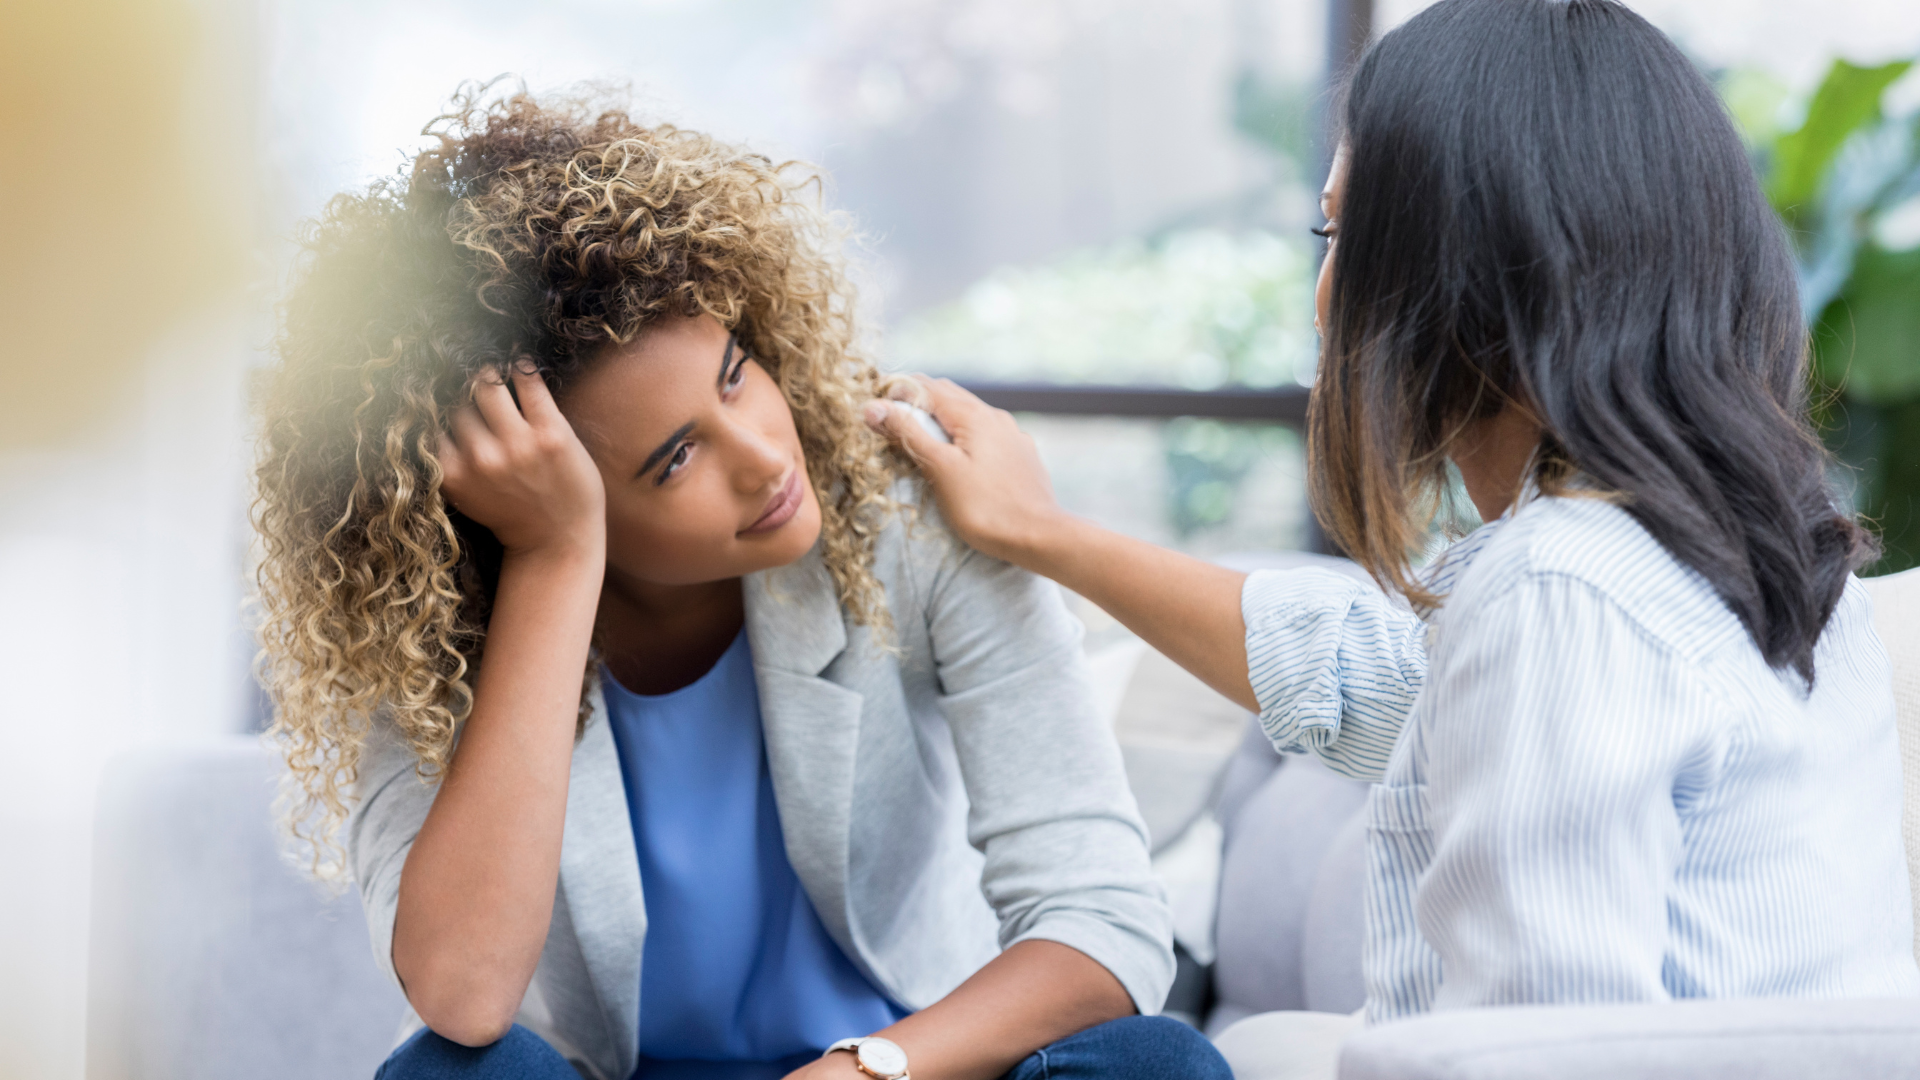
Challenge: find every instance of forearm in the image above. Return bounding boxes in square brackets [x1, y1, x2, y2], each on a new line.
[1019, 514, 1256, 713]
[875, 940, 1134, 1080]
[391, 541, 605, 1044]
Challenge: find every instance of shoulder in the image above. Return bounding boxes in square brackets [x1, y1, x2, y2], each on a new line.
[854, 477, 950, 624]
[866, 475, 988, 599]
[864, 476, 1079, 644]
[1436, 494, 1747, 665]
[869, 475, 960, 575]
[1815, 574, 1891, 691]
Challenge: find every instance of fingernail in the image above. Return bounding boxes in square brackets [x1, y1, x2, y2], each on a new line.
[886, 384, 914, 402]
[862, 400, 889, 430]
[514, 358, 538, 375]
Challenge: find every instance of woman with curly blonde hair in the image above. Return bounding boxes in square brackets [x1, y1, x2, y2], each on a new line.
[253, 88, 1229, 1080]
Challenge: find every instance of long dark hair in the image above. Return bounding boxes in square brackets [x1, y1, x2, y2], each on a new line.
[1308, 0, 1875, 681]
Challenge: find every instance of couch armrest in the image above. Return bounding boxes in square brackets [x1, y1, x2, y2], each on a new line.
[1338, 998, 1920, 1080]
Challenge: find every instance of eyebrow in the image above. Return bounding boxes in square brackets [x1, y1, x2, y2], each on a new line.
[637, 421, 696, 480]
[634, 336, 739, 481]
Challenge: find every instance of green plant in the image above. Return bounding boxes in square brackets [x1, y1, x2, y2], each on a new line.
[1736, 58, 1920, 572]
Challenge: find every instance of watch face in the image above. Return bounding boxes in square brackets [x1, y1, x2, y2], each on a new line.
[856, 1037, 908, 1078]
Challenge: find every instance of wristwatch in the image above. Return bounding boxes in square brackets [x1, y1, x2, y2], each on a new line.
[824, 1036, 910, 1080]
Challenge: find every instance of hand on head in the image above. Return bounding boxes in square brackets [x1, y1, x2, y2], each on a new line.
[863, 376, 1066, 565]
[435, 361, 607, 561]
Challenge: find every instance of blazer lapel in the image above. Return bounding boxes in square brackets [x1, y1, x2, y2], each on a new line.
[744, 545, 866, 956]
[557, 683, 646, 1074]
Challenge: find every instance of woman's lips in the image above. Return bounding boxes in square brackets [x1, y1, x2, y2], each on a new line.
[742, 470, 804, 535]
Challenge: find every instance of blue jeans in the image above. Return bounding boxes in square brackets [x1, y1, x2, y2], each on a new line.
[375, 1015, 1231, 1080]
[1002, 1015, 1230, 1080]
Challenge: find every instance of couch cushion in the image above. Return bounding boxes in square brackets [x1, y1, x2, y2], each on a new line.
[1300, 812, 1369, 1014]
[1113, 643, 1248, 852]
[1862, 568, 1920, 967]
[1338, 997, 1920, 1080]
[1210, 748, 1370, 1033]
[87, 738, 406, 1080]
[1215, 1008, 1361, 1080]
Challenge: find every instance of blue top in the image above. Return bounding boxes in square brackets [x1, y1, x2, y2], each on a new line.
[1241, 491, 1920, 1022]
[601, 630, 906, 1078]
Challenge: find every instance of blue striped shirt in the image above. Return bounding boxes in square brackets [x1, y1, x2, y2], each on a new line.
[1242, 492, 1920, 1022]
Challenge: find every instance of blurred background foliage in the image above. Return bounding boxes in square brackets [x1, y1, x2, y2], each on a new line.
[1728, 58, 1920, 572]
[890, 229, 1316, 389]
[889, 226, 1318, 537]
[889, 70, 1322, 537]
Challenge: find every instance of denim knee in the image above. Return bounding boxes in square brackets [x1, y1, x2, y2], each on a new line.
[1103, 1016, 1232, 1080]
[373, 1023, 578, 1080]
[1015, 1014, 1232, 1080]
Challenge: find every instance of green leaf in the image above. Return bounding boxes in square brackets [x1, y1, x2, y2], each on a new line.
[1768, 58, 1912, 217]
[1813, 244, 1920, 403]
[1865, 396, 1920, 574]
[1719, 67, 1792, 149]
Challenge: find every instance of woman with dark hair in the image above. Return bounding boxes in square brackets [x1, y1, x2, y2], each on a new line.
[870, 0, 1919, 1069]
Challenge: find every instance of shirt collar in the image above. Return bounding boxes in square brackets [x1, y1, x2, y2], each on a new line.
[1410, 471, 1547, 621]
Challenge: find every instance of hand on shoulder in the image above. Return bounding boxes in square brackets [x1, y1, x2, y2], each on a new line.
[863, 376, 1073, 569]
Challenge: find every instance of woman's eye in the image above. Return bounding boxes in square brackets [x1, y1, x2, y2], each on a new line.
[725, 359, 749, 390]
[658, 443, 692, 484]
[1311, 224, 1337, 241]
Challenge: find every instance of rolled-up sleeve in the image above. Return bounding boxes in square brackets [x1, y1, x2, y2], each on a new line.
[917, 529, 1174, 1016]
[1241, 568, 1427, 781]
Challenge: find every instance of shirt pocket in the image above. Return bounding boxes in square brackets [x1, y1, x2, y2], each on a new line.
[1366, 781, 1429, 832]
[1365, 781, 1435, 884]
[1362, 781, 1440, 1019]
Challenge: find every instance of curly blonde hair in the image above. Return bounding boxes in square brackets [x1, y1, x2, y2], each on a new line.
[253, 87, 903, 873]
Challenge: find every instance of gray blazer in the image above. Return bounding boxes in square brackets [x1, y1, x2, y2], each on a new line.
[345, 494, 1173, 1080]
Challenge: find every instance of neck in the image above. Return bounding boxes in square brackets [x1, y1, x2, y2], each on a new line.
[1452, 405, 1543, 523]
[597, 570, 746, 695]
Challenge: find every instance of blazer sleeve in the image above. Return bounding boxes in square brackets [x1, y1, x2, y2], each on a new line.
[910, 516, 1176, 1016]
[344, 714, 444, 989]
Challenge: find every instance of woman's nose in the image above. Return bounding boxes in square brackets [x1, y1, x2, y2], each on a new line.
[726, 419, 789, 493]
